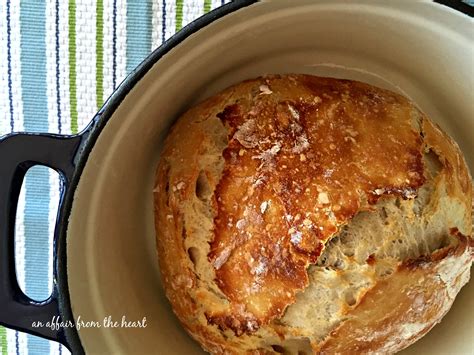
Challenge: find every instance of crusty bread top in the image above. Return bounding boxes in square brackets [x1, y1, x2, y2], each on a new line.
[207, 76, 429, 332]
[154, 74, 472, 353]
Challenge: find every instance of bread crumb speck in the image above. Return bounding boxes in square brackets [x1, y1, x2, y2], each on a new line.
[323, 169, 334, 178]
[236, 219, 246, 229]
[254, 260, 267, 275]
[291, 134, 310, 154]
[374, 188, 384, 195]
[213, 247, 232, 270]
[288, 104, 300, 119]
[290, 230, 303, 245]
[346, 128, 359, 137]
[318, 192, 330, 204]
[259, 84, 272, 95]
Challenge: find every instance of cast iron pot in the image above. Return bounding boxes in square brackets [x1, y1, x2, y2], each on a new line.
[1, 1, 473, 354]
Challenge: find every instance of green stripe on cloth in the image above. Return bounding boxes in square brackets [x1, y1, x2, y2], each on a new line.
[204, 0, 211, 13]
[69, 0, 78, 134]
[175, 0, 183, 32]
[0, 326, 7, 355]
[96, 0, 104, 109]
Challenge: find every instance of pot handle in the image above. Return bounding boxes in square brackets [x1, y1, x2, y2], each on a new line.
[0, 133, 82, 346]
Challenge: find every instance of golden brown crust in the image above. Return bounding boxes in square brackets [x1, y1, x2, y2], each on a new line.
[421, 117, 472, 226]
[317, 232, 472, 354]
[154, 88, 235, 353]
[154, 74, 473, 354]
[208, 76, 426, 332]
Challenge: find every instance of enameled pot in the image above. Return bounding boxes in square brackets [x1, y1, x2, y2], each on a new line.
[0, 1, 472, 354]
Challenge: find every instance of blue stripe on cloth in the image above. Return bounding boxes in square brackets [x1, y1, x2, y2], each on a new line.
[19, 1, 51, 355]
[55, 0, 62, 134]
[15, 331, 18, 355]
[112, 0, 117, 89]
[162, 0, 166, 43]
[126, 0, 152, 74]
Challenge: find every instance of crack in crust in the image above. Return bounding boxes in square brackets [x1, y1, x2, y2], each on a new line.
[207, 75, 426, 334]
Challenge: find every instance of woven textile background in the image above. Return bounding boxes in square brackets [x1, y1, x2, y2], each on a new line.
[0, 1, 473, 355]
[0, 1, 228, 354]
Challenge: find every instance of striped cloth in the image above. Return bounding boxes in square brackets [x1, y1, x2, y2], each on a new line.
[0, 1, 228, 354]
[1, 1, 473, 355]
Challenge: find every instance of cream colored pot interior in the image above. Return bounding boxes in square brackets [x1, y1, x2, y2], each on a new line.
[67, 1, 473, 354]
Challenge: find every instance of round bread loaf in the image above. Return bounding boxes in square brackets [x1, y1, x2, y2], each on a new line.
[154, 74, 473, 354]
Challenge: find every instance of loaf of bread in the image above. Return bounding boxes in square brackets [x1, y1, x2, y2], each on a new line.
[154, 74, 472, 354]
